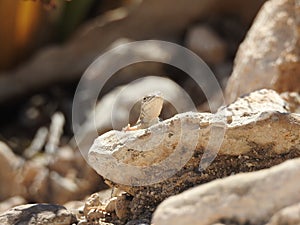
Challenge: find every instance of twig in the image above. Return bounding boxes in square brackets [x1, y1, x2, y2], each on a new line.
[23, 127, 48, 159]
[45, 112, 65, 154]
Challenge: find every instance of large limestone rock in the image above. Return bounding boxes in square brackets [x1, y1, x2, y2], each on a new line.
[88, 89, 300, 221]
[152, 158, 300, 225]
[225, 0, 300, 103]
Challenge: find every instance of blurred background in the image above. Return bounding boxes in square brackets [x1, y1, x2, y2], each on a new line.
[0, 0, 266, 151]
[0, 0, 266, 210]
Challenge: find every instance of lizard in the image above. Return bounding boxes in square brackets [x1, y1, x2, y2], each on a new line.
[106, 92, 164, 212]
[109, 92, 164, 197]
[123, 91, 164, 131]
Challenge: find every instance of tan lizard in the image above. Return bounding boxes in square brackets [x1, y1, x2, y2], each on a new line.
[111, 92, 164, 200]
[123, 92, 164, 131]
[111, 92, 163, 197]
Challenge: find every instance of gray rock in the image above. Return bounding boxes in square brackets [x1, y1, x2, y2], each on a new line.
[0, 204, 72, 225]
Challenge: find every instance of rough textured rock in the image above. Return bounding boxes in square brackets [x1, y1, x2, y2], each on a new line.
[225, 0, 300, 103]
[89, 89, 298, 184]
[152, 158, 300, 225]
[88, 89, 300, 221]
[185, 25, 227, 64]
[0, 204, 73, 225]
[82, 193, 106, 223]
[267, 202, 300, 225]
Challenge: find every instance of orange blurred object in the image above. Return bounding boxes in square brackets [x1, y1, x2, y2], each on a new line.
[0, 0, 43, 70]
[15, 1, 41, 49]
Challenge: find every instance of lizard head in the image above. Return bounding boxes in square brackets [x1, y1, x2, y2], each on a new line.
[140, 91, 164, 119]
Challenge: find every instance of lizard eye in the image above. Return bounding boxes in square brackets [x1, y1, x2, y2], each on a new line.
[143, 97, 147, 101]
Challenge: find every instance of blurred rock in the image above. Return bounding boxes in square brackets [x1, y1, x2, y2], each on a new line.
[48, 168, 101, 205]
[21, 160, 50, 202]
[225, 0, 300, 103]
[213, 61, 232, 85]
[0, 203, 73, 225]
[0, 142, 25, 201]
[185, 25, 227, 65]
[0, 140, 103, 205]
[50, 171, 80, 204]
[22, 133, 104, 203]
[0, 196, 26, 214]
[267, 202, 300, 225]
[48, 145, 73, 173]
[152, 158, 300, 225]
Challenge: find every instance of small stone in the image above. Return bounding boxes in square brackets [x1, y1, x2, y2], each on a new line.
[105, 197, 117, 213]
[115, 194, 131, 220]
[83, 193, 102, 217]
[64, 200, 85, 220]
